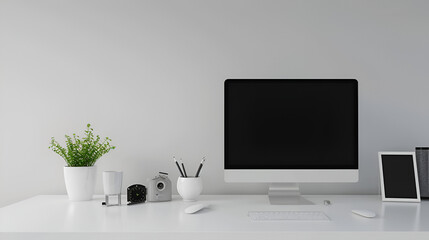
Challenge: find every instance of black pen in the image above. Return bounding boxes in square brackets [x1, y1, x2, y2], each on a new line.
[173, 156, 185, 177]
[181, 158, 188, 177]
[195, 157, 206, 177]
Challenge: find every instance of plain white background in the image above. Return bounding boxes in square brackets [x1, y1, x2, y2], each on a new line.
[0, 0, 429, 207]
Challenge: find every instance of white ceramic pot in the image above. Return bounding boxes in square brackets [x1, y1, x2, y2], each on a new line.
[177, 177, 203, 201]
[63, 166, 97, 201]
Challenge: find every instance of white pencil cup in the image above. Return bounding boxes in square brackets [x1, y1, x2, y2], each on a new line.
[177, 177, 203, 201]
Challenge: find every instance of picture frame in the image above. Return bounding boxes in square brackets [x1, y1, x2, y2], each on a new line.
[378, 152, 421, 202]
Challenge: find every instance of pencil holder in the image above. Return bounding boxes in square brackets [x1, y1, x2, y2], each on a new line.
[177, 177, 203, 201]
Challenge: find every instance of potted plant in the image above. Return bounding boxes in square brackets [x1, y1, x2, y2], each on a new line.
[49, 124, 115, 201]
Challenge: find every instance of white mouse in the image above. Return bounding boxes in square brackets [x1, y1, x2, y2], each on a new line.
[352, 209, 376, 218]
[184, 203, 209, 214]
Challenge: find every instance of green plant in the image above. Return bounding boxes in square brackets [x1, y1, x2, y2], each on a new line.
[49, 124, 116, 167]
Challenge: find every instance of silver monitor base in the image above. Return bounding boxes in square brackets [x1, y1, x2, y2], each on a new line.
[268, 183, 314, 205]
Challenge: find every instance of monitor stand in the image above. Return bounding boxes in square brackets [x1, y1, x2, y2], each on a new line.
[268, 183, 314, 205]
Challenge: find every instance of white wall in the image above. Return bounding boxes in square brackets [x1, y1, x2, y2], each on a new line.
[1, 0, 429, 207]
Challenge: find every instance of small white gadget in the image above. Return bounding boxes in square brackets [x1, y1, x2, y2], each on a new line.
[184, 203, 209, 214]
[351, 209, 376, 218]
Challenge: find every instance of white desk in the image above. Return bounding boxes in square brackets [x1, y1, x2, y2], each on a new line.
[1, 195, 428, 240]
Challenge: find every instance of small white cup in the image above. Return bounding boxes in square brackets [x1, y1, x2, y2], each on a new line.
[177, 177, 203, 201]
[103, 171, 123, 195]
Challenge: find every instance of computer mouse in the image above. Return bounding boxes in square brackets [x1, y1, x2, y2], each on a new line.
[184, 203, 209, 214]
[351, 209, 376, 218]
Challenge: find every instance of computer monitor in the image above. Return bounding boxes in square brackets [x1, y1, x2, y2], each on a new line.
[224, 79, 358, 205]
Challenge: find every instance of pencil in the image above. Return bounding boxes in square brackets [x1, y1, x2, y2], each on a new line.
[195, 157, 206, 177]
[173, 156, 185, 177]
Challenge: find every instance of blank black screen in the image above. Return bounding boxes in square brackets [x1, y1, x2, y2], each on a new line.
[382, 155, 418, 199]
[225, 79, 358, 169]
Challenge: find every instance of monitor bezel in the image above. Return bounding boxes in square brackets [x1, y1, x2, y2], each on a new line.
[224, 79, 358, 177]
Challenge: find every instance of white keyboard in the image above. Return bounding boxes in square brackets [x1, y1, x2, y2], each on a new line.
[248, 211, 330, 221]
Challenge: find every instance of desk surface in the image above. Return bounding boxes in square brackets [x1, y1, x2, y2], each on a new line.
[1, 195, 429, 233]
